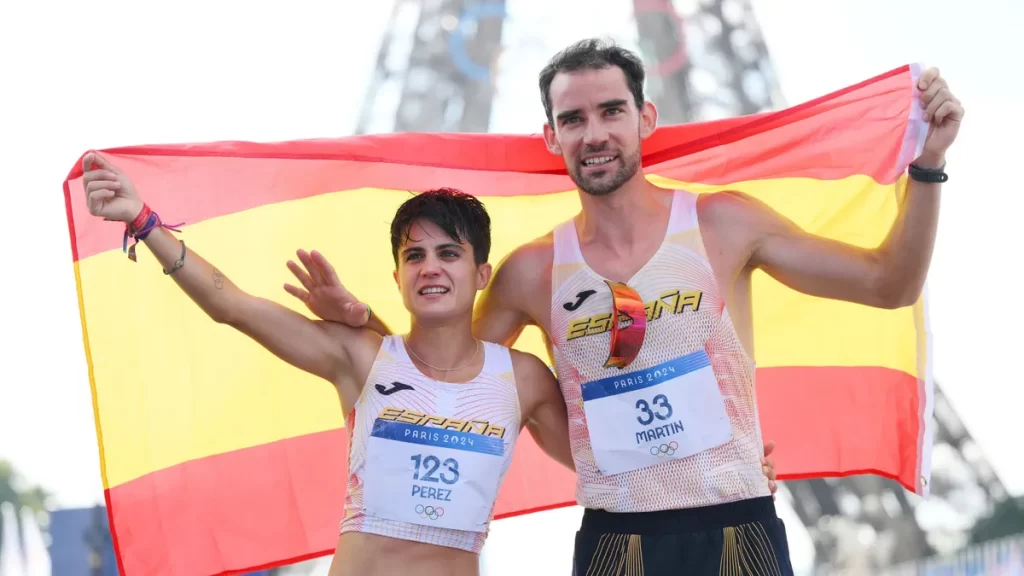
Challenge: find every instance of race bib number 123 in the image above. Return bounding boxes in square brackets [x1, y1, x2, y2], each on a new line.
[581, 349, 732, 476]
[362, 419, 505, 532]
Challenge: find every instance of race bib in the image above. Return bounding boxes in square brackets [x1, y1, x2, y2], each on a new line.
[581, 349, 732, 476]
[362, 417, 506, 532]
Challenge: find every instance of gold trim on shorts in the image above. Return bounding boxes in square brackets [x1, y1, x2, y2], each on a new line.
[721, 521, 783, 576]
[581, 520, 784, 576]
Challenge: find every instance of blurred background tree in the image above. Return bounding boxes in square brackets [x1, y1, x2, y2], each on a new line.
[0, 460, 51, 551]
[970, 495, 1024, 544]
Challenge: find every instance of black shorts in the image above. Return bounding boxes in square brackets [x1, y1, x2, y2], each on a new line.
[572, 497, 794, 576]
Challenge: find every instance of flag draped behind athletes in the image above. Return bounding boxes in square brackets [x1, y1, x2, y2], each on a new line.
[63, 64, 934, 576]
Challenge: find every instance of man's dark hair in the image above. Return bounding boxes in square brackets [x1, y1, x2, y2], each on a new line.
[390, 188, 491, 266]
[538, 38, 647, 126]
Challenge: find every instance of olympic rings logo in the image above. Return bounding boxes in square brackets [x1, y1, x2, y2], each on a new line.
[448, 3, 507, 83]
[447, 1, 687, 83]
[415, 505, 445, 521]
[650, 441, 678, 457]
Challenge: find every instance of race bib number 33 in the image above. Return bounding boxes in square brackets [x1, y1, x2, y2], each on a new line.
[362, 419, 505, 532]
[581, 349, 732, 476]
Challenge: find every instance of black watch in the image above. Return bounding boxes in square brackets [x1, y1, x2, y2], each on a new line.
[908, 162, 948, 183]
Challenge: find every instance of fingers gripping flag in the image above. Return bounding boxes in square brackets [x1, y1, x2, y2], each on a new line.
[63, 65, 934, 576]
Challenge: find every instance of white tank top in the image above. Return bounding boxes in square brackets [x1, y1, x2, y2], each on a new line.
[339, 335, 521, 553]
[550, 189, 769, 513]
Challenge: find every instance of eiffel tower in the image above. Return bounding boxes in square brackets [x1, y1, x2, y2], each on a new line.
[355, 0, 505, 134]
[790, 384, 1009, 574]
[356, 1, 1007, 573]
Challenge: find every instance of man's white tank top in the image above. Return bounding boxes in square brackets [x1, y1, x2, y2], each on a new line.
[339, 335, 521, 553]
[550, 189, 769, 513]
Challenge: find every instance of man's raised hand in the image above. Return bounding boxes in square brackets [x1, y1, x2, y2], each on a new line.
[916, 67, 964, 167]
[284, 249, 371, 326]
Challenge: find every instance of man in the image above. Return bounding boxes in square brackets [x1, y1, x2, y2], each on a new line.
[80, 159, 579, 576]
[296, 38, 961, 575]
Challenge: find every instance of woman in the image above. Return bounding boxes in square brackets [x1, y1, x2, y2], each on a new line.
[81, 153, 572, 576]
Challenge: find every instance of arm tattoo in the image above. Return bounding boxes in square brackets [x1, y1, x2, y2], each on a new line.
[213, 268, 225, 290]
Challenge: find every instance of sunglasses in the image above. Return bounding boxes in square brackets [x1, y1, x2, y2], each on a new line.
[603, 280, 647, 369]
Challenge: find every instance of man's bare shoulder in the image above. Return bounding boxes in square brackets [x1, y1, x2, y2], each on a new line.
[504, 233, 555, 273]
[696, 190, 789, 231]
[696, 190, 762, 223]
[491, 232, 554, 293]
[474, 232, 554, 343]
[508, 348, 558, 415]
[696, 190, 805, 283]
[509, 348, 552, 382]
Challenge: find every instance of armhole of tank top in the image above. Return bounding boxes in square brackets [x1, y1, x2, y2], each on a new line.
[385, 333, 412, 364]
[355, 335, 403, 410]
[668, 189, 699, 234]
[551, 219, 584, 319]
[482, 341, 513, 377]
[488, 343, 523, 425]
[552, 219, 583, 266]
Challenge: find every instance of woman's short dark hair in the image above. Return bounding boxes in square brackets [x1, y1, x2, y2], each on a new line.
[390, 188, 491, 266]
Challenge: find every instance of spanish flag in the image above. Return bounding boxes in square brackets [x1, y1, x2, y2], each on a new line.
[63, 64, 933, 576]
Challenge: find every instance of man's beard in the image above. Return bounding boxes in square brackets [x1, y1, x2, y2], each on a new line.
[569, 145, 642, 197]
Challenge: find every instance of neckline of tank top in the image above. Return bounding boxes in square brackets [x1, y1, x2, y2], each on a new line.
[568, 190, 683, 285]
[396, 335, 491, 386]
